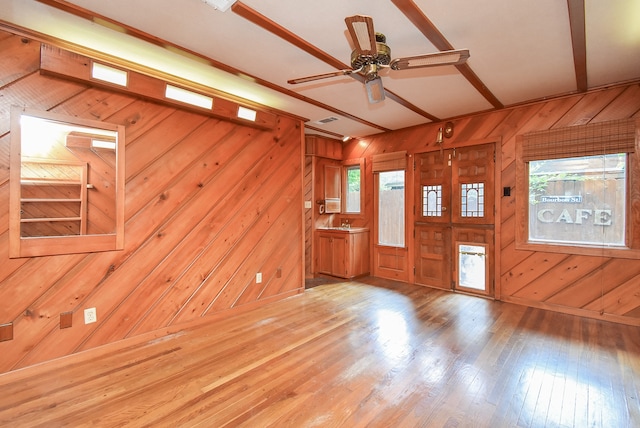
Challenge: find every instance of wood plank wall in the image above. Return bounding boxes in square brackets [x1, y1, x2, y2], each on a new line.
[343, 82, 640, 326]
[0, 31, 304, 373]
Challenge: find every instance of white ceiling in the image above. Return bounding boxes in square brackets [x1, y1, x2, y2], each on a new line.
[2, 0, 640, 139]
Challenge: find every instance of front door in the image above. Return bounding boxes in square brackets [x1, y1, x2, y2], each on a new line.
[414, 144, 495, 296]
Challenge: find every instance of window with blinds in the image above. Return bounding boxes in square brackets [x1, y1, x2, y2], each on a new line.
[518, 119, 638, 250]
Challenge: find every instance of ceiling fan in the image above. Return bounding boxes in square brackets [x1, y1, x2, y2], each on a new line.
[288, 15, 470, 104]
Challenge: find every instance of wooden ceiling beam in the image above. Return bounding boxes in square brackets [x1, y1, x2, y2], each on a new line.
[567, 0, 588, 92]
[391, 0, 504, 110]
[33, 0, 390, 132]
[232, 2, 440, 123]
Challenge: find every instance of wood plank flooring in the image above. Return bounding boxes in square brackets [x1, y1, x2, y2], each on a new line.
[0, 277, 638, 427]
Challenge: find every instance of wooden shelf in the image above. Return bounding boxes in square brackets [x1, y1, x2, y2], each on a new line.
[21, 198, 82, 203]
[21, 217, 82, 223]
[19, 159, 88, 235]
[21, 178, 83, 186]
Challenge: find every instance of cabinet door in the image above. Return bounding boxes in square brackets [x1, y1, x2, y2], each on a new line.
[332, 235, 347, 277]
[317, 233, 334, 274]
[324, 165, 341, 213]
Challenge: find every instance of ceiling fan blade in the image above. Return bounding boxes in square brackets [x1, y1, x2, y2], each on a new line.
[345, 15, 377, 57]
[390, 49, 470, 71]
[287, 69, 358, 84]
[365, 77, 385, 104]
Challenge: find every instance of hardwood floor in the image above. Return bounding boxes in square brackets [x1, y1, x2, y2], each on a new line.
[0, 277, 638, 427]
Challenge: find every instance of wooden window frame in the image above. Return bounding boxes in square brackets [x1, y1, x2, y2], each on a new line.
[9, 107, 125, 258]
[515, 119, 640, 259]
[341, 158, 365, 218]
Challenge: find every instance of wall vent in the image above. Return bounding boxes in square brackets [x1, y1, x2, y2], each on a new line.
[315, 116, 339, 125]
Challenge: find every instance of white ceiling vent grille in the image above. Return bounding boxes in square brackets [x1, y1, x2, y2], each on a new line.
[315, 116, 339, 125]
[202, 0, 237, 12]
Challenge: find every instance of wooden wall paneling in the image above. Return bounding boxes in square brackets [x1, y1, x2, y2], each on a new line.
[0, 232, 29, 283]
[50, 88, 137, 124]
[591, 84, 640, 122]
[546, 258, 640, 308]
[486, 104, 546, 144]
[79, 123, 294, 345]
[0, 180, 9, 230]
[249, 225, 303, 299]
[170, 148, 301, 324]
[103, 100, 181, 149]
[0, 73, 89, 133]
[0, 34, 40, 89]
[501, 162, 516, 204]
[588, 276, 640, 316]
[234, 225, 299, 305]
[0, 134, 10, 184]
[500, 252, 570, 297]
[498, 210, 517, 250]
[455, 110, 513, 143]
[512, 255, 608, 302]
[206, 190, 300, 312]
[124, 118, 236, 217]
[129, 129, 299, 331]
[0, 253, 87, 320]
[553, 86, 627, 128]
[304, 155, 313, 277]
[0, 255, 91, 372]
[125, 132, 292, 335]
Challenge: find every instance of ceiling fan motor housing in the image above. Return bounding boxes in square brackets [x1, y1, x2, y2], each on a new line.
[351, 32, 391, 80]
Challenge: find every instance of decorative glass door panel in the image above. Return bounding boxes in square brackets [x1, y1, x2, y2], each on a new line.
[415, 144, 495, 296]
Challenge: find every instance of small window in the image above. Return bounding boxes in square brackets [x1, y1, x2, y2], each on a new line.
[422, 185, 442, 217]
[461, 182, 484, 218]
[344, 165, 361, 213]
[341, 158, 365, 215]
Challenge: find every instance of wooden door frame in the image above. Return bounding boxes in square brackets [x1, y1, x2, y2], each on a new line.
[410, 138, 502, 298]
[373, 169, 411, 283]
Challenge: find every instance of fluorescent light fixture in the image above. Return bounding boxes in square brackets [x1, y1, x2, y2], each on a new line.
[202, 0, 237, 12]
[91, 62, 128, 86]
[237, 106, 257, 121]
[92, 139, 116, 150]
[165, 84, 213, 109]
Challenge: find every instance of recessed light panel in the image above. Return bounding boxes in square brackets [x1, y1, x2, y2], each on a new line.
[165, 85, 213, 109]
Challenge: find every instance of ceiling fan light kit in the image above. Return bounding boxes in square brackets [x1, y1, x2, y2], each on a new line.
[365, 78, 385, 103]
[288, 15, 471, 105]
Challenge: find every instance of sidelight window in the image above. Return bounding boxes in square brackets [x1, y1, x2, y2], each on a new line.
[378, 170, 405, 247]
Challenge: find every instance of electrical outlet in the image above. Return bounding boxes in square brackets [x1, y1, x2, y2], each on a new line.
[84, 307, 97, 324]
[256, 272, 262, 283]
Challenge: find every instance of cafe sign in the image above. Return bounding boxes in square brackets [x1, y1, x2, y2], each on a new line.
[535, 195, 612, 226]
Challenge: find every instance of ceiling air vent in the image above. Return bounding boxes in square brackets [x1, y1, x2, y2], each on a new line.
[315, 116, 339, 125]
